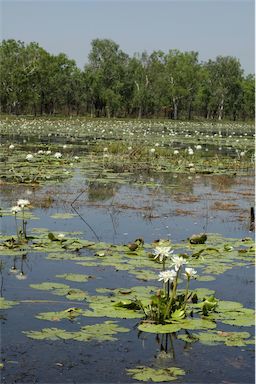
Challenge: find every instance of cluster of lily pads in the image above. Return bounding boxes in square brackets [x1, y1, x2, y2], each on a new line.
[0, 117, 254, 382]
[0, 212, 255, 381]
[0, 118, 254, 186]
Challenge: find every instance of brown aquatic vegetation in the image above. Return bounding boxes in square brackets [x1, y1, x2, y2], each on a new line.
[212, 201, 240, 211]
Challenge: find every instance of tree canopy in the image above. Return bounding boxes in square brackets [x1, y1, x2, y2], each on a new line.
[0, 38, 254, 120]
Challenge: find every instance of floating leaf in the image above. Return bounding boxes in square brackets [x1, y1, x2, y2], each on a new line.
[56, 273, 94, 282]
[36, 307, 84, 321]
[193, 330, 253, 347]
[24, 321, 129, 342]
[30, 282, 70, 291]
[126, 366, 185, 382]
[50, 213, 76, 219]
[138, 322, 182, 334]
[0, 297, 18, 309]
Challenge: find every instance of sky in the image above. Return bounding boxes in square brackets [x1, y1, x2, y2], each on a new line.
[0, 0, 254, 74]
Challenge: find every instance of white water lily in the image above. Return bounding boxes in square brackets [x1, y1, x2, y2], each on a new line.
[11, 205, 21, 214]
[16, 272, 27, 280]
[9, 144, 15, 149]
[158, 269, 177, 284]
[26, 154, 34, 161]
[153, 246, 174, 262]
[150, 148, 156, 154]
[57, 233, 65, 239]
[183, 267, 197, 279]
[54, 152, 62, 159]
[17, 199, 30, 208]
[170, 255, 187, 271]
[173, 150, 179, 155]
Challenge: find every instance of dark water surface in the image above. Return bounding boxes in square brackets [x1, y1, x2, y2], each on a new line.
[0, 171, 254, 384]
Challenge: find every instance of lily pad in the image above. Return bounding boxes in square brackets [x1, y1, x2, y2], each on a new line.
[56, 273, 94, 282]
[126, 366, 185, 382]
[0, 297, 18, 309]
[36, 307, 84, 321]
[24, 320, 129, 342]
[189, 330, 253, 347]
[50, 213, 76, 219]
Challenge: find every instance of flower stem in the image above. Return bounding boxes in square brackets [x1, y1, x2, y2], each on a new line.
[183, 277, 190, 310]
[164, 268, 180, 319]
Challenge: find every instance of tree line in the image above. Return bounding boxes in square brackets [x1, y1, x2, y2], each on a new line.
[0, 38, 254, 120]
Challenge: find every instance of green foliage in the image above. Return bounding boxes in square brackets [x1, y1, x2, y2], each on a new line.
[0, 39, 254, 119]
[126, 366, 185, 382]
[0, 297, 18, 309]
[24, 321, 129, 342]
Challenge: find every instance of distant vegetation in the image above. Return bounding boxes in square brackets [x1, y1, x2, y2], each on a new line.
[0, 38, 254, 120]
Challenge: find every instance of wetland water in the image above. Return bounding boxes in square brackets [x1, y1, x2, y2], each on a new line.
[0, 118, 255, 383]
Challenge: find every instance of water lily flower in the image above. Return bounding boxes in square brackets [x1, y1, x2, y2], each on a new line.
[150, 148, 156, 154]
[17, 199, 30, 208]
[74, 156, 79, 160]
[54, 152, 62, 159]
[9, 144, 15, 149]
[188, 148, 194, 155]
[173, 150, 179, 155]
[16, 272, 27, 280]
[103, 147, 108, 152]
[183, 267, 197, 279]
[158, 269, 177, 284]
[57, 233, 65, 239]
[11, 205, 21, 214]
[170, 255, 187, 271]
[195, 145, 202, 150]
[153, 246, 174, 262]
[26, 154, 34, 161]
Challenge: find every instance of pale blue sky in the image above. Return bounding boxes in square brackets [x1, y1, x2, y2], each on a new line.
[0, 0, 254, 73]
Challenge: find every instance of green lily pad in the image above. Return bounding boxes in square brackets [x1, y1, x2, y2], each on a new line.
[36, 307, 84, 321]
[191, 330, 253, 347]
[50, 213, 76, 219]
[138, 322, 182, 334]
[24, 320, 129, 342]
[0, 297, 18, 309]
[30, 282, 70, 291]
[30, 282, 87, 301]
[126, 366, 185, 382]
[56, 273, 94, 282]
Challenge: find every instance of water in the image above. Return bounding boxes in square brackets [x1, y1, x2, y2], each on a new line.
[0, 169, 254, 383]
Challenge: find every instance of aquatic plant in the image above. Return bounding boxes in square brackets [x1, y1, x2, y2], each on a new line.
[11, 199, 31, 241]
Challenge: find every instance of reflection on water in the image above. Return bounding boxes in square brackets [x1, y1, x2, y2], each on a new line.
[0, 170, 254, 383]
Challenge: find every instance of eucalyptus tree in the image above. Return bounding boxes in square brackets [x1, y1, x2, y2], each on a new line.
[239, 74, 255, 120]
[165, 50, 200, 119]
[86, 38, 129, 117]
[127, 52, 151, 118]
[146, 50, 168, 117]
[204, 56, 243, 120]
[0, 39, 27, 114]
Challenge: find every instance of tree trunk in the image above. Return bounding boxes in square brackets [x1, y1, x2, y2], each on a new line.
[218, 95, 224, 120]
[138, 105, 142, 119]
[188, 100, 192, 120]
[173, 98, 178, 120]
